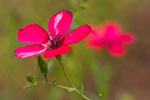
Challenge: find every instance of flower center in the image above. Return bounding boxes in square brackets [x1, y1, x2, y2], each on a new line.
[48, 35, 64, 49]
[50, 39, 58, 48]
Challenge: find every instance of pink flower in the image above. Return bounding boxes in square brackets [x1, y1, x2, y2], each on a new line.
[86, 21, 135, 56]
[15, 10, 91, 58]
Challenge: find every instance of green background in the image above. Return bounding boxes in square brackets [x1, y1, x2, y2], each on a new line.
[0, 0, 150, 100]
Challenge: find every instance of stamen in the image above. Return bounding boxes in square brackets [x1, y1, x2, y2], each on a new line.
[49, 35, 52, 40]
[53, 32, 59, 41]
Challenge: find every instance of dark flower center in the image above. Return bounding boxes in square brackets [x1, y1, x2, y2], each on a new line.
[48, 34, 64, 49]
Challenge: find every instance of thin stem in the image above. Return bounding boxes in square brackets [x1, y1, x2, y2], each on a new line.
[59, 61, 74, 87]
[39, 81, 74, 91]
[58, 61, 90, 100]
[49, 83, 73, 91]
[75, 89, 90, 100]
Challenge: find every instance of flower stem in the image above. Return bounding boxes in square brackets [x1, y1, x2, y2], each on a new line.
[59, 61, 74, 87]
[58, 61, 90, 100]
[39, 81, 74, 91]
[49, 83, 73, 90]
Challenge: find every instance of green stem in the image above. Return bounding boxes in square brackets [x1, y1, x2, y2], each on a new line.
[58, 61, 90, 100]
[59, 61, 74, 87]
[40, 81, 74, 91]
[49, 83, 73, 91]
[75, 89, 91, 100]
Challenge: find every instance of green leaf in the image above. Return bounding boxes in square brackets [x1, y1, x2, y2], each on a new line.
[24, 82, 38, 88]
[68, 88, 75, 92]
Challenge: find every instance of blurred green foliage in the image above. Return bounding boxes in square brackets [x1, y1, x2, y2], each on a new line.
[0, 0, 149, 100]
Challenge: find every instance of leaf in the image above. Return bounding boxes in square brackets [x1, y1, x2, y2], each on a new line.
[24, 82, 38, 88]
[68, 88, 75, 92]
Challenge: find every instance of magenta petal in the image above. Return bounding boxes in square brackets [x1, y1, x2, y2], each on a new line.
[121, 33, 135, 44]
[17, 24, 49, 44]
[103, 22, 121, 35]
[107, 43, 125, 56]
[86, 37, 104, 50]
[43, 45, 71, 58]
[15, 45, 47, 58]
[63, 25, 91, 45]
[48, 10, 73, 38]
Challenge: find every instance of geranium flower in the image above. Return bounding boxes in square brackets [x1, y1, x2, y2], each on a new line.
[86, 21, 134, 56]
[15, 10, 91, 58]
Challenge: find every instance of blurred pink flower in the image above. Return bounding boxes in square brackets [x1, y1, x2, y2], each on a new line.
[86, 21, 135, 56]
[15, 10, 91, 58]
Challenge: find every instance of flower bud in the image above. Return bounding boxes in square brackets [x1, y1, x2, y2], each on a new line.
[27, 74, 34, 82]
[38, 56, 48, 75]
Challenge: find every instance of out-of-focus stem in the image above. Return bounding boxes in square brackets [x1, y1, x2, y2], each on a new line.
[49, 83, 73, 90]
[58, 61, 90, 100]
[59, 61, 74, 87]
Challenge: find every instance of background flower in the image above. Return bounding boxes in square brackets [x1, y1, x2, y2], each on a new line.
[86, 21, 135, 56]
